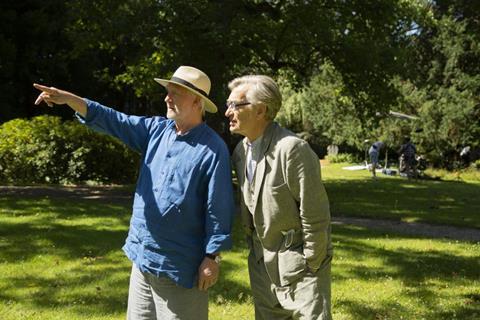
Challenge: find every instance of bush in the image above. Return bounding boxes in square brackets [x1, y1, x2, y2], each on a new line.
[473, 159, 480, 170]
[326, 153, 356, 164]
[0, 116, 140, 184]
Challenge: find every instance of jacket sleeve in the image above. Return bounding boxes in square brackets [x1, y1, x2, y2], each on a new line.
[285, 141, 331, 271]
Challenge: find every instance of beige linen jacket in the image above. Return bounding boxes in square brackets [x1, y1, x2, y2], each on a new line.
[232, 122, 333, 287]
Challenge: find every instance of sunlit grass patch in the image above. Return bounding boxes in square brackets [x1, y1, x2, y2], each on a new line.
[0, 184, 479, 319]
[321, 162, 480, 228]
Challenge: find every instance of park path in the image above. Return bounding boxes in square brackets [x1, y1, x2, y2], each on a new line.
[1, 186, 479, 242]
[333, 216, 480, 242]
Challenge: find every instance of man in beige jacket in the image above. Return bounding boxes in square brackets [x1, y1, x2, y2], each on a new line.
[225, 75, 333, 319]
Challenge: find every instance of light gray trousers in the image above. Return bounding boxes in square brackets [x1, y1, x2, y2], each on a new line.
[248, 252, 332, 320]
[127, 264, 208, 320]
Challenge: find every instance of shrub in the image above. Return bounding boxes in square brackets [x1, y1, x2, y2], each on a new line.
[326, 153, 356, 164]
[0, 116, 140, 184]
[473, 159, 480, 170]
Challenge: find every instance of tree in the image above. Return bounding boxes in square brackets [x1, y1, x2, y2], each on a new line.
[397, 4, 480, 167]
[0, 0, 74, 122]
[277, 61, 365, 149]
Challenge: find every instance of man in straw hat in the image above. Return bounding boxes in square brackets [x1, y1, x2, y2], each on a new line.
[33, 66, 235, 319]
[226, 75, 332, 319]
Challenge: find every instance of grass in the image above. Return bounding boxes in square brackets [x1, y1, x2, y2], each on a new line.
[321, 162, 480, 228]
[0, 197, 131, 320]
[332, 224, 479, 320]
[1, 167, 479, 319]
[424, 166, 480, 183]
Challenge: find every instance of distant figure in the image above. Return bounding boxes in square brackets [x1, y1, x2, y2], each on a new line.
[368, 141, 384, 179]
[398, 137, 417, 178]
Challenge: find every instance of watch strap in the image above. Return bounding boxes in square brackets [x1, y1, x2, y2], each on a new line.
[205, 253, 220, 263]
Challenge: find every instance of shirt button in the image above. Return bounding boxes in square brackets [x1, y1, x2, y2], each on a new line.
[153, 188, 158, 192]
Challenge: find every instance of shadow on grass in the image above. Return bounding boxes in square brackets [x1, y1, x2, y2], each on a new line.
[0, 197, 132, 263]
[0, 262, 130, 315]
[333, 224, 480, 319]
[210, 258, 252, 304]
[336, 299, 409, 320]
[0, 196, 132, 219]
[0, 190, 251, 317]
[3, 187, 478, 318]
[0, 194, 132, 316]
[0, 220, 129, 262]
[324, 178, 480, 228]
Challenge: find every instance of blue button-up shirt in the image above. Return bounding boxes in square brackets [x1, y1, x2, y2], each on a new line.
[78, 99, 235, 288]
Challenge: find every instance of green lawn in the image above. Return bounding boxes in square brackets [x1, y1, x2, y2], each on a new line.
[1, 186, 479, 319]
[322, 162, 480, 228]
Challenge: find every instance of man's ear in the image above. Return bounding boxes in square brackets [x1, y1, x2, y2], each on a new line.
[256, 103, 267, 119]
[193, 96, 202, 109]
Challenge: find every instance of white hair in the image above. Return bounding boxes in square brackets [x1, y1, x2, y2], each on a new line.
[228, 75, 282, 121]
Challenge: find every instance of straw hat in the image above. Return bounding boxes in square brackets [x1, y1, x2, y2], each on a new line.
[155, 66, 217, 113]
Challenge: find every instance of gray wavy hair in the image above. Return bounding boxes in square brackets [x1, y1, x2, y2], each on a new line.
[228, 75, 282, 121]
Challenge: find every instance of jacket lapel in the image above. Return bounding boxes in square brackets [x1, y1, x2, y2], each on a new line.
[252, 122, 276, 213]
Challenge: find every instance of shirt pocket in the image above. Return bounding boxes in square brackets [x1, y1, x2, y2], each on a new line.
[159, 159, 197, 208]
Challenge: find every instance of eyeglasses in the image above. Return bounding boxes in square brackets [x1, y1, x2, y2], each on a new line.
[225, 101, 251, 110]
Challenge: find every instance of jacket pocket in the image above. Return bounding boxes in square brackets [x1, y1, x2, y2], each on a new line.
[277, 241, 306, 286]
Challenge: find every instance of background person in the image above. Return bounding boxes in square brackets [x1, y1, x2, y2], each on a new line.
[368, 141, 384, 179]
[398, 136, 417, 178]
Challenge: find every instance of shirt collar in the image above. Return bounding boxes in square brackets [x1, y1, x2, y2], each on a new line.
[172, 121, 206, 139]
[246, 135, 264, 161]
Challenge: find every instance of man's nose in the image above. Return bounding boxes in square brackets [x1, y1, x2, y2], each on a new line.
[224, 107, 232, 117]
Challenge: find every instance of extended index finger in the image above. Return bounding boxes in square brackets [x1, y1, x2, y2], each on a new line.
[33, 83, 55, 93]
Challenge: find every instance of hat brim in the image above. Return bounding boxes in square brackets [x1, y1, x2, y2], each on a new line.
[154, 78, 218, 113]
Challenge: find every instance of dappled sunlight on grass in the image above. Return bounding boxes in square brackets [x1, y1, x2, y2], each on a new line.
[0, 191, 253, 319]
[1, 185, 479, 319]
[332, 224, 480, 320]
[321, 163, 480, 228]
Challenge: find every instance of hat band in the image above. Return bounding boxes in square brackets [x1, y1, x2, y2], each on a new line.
[171, 76, 209, 98]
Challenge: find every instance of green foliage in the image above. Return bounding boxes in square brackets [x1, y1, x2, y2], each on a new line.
[0, 0, 74, 121]
[424, 166, 480, 183]
[326, 153, 356, 164]
[277, 61, 367, 149]
[2, 1, 429, 123]
[2, 0, 478, 170]
[395, 14, 480, 167]
[474, 159, 480, 170]
[0, 116, 139, 184]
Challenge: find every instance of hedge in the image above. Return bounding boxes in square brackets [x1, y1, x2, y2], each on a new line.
[0, 116, 140, 184]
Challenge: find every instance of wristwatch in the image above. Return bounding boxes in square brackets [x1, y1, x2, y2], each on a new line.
[205, 253, 221, 264]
